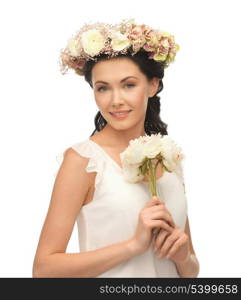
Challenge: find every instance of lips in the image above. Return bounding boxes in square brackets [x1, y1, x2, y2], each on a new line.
[110, 110, 132, 119]
[110, 110, 132, 115]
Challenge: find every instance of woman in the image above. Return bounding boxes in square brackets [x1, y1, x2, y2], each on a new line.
[32, 18, 199, 277]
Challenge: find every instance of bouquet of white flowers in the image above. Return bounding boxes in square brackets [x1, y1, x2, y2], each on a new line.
[120, 133, 184, 197]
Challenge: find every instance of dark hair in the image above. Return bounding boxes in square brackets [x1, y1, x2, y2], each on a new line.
[81, 49, 168, 137]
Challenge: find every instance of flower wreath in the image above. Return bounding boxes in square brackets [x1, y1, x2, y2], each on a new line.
[59, 18, 180, 76]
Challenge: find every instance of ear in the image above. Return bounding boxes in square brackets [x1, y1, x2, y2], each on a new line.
[148, 77, 160, 98]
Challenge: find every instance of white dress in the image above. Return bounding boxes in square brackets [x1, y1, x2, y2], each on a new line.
[55, 137, 188, 277]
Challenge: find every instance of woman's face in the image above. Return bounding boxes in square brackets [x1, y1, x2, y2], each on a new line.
[91, 57, 159, 132]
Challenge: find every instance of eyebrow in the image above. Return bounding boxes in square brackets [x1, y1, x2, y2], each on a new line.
[94, 76, 138, 86]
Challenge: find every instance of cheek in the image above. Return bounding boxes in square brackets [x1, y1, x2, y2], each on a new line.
[130, 88, 148, 108]
[94, 95, 109, 111]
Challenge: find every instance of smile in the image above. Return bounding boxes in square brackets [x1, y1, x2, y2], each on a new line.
[110, 110, 132, 119]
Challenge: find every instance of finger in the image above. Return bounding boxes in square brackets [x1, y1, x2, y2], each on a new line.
[166, 234, 188, 259]
[160, 207, 175, 228]
[155, 198, 165, 205]
[151, 212, 175, 229]
[148, 204, 167, 216]
[157, 230, 181, 258]
[145, 198, 160, 207]
[151, 211, 175, 229]
[153, 229, 169, 252]
[155, 199, 165, 206]
[161, 207, 175, 226]
[166, 217, 175, 229]
[152, 227, 161, 236]
[149, 205, 175, 228]
[145, 197, 164, 208]
[152, 196, 165, 204]
[149, 219, 174, 233]
[149, 204, 166, 212]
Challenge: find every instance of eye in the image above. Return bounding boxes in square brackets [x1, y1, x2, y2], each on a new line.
[125, 83, 135, 88]
[97, 83, 135, 92]
[97, 86, 107, 92]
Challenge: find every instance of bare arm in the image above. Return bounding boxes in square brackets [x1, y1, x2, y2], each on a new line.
[33, 239, 138, 278]
[175, 217, 200, 278]
[32, 148, 139, 278]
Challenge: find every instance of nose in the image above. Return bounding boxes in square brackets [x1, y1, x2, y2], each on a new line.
[111, 88, 125, 106]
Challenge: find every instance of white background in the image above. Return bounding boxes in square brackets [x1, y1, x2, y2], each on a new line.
[0, 0, 240, 277]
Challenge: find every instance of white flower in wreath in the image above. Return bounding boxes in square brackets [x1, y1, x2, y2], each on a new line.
[110, 31, 131, 51]
[81, 29, 105, 56]
[67, 38, 82, 57]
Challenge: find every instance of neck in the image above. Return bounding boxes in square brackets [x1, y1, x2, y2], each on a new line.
[101, 124, 146, 146]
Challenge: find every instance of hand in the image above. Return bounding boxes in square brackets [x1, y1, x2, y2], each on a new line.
[130, 196, 175, 256]
[153, 224, 191, 264]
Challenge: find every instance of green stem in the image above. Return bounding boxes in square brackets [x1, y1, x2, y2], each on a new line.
[146, 160, 153, 196]
[151, 160, 156, 196]
[146, 159, 159, 198]
[154, 159, 161, 194]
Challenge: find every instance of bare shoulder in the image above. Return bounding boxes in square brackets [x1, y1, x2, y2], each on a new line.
[54, 146, 97, 205]
[33, 147, 95, 263]
[62, 146, 89, 164]
[57, 146, 95, 183]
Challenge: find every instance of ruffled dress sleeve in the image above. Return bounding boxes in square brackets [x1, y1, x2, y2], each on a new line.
[53, 140, 106, 188]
